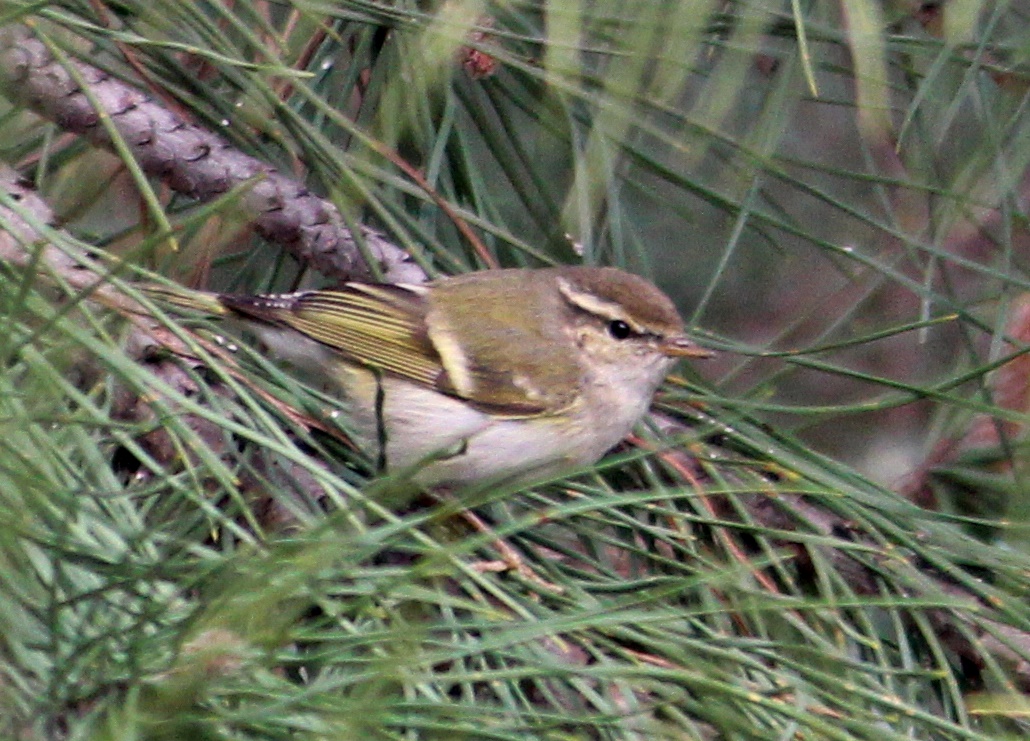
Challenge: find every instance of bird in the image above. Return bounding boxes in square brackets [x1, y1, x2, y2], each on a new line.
[147, 266, 710, 487]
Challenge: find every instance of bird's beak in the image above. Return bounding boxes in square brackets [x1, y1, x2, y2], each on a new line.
[660, 335, 714, 359]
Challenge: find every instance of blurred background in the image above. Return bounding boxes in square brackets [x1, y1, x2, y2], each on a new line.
[2, 2, 1030, 736]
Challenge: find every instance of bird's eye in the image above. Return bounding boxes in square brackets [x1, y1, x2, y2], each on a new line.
[607, 320, 633, 340]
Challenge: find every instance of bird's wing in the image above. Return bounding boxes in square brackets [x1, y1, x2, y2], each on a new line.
[221, 283, 564, 416]
[220, 284, 443, 389]
[424, 276, 582, 416]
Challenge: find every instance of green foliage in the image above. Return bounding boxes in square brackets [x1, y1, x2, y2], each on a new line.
[0, 0, 1029, 738]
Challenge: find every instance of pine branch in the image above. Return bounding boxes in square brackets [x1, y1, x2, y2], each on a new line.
[2, 158, 1027, 700]
[656, 408, 1030, 693]
[0, 23, 425, 285]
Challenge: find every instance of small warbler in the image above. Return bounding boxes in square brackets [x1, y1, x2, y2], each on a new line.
[149, 266, 710, 486]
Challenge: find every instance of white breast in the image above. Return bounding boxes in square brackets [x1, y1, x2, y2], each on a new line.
[335, 368, 665, 487]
